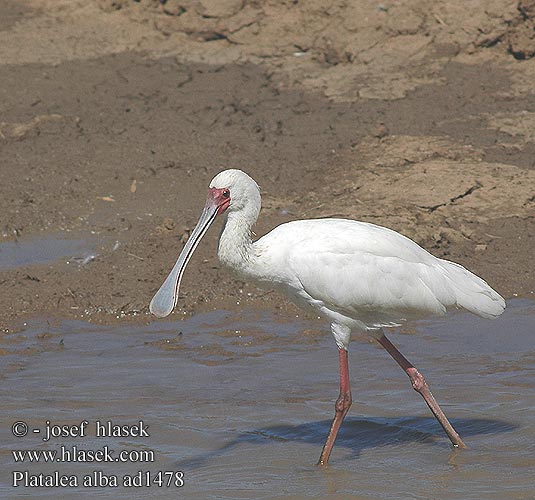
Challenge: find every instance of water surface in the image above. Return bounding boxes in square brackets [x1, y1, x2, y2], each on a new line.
[0, 234, 97, 269]
[1, 300, 534, 499]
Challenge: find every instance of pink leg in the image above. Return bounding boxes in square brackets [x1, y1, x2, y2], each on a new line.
[376, 333, 466, 448]
[317, 348, 352, 465]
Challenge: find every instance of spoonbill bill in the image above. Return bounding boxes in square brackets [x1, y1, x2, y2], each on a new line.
[150, 169, 505, 465]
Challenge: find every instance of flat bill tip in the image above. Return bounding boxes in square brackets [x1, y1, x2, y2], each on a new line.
[149, 293, 174, 318]
[149, 195, 220, 320]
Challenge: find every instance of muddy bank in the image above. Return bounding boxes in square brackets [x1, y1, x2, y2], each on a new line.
[0, 1, 534, 330]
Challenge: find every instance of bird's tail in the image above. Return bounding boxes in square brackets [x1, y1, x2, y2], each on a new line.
[439, 260, 506, 319]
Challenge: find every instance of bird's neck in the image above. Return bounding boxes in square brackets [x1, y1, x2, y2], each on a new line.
[217, 211, 255, 275]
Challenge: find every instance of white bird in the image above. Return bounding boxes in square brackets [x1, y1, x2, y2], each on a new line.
[150, 169, 505, 465]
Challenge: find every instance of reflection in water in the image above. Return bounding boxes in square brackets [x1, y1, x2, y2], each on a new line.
[176, 416, 518, 470]
[1, 300, 534, 499]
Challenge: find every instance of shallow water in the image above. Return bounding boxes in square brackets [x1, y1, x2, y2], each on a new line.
[0, 235, 97, 269]
[1, 300, 534, 499]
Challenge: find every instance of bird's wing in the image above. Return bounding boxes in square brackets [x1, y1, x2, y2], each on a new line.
[259, 220, 457, 327]
[255, 219, 504, 327]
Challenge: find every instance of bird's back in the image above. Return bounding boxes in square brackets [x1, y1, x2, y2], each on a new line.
[252, 219, 505, 330]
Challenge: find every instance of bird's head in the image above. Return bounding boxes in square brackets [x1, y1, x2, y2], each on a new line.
[208, 169, 261, 219]
[149, 169, 260, 318]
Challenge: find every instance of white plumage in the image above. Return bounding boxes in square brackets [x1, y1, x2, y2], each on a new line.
[251, 219, 503, 341]
[150, 168, 505, 464]
[207, 170, 504, 348]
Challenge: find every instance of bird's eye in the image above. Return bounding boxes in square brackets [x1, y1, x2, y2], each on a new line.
[222, 189, 230, 198]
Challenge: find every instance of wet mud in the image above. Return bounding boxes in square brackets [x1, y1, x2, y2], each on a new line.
[0, 1, 534, 328]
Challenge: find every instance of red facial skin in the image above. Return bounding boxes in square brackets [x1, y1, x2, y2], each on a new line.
[208, 187, 231, 215]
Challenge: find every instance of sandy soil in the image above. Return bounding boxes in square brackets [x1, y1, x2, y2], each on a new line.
[0, 0, 534, 330]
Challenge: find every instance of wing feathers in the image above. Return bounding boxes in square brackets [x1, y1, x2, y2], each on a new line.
[255, 219, 505, 328]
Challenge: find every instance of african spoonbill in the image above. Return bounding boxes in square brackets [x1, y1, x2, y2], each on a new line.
[150, 169, 505, 465]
